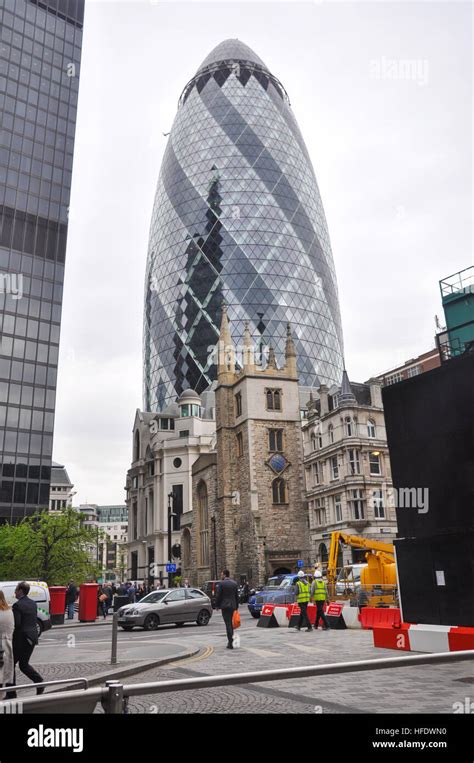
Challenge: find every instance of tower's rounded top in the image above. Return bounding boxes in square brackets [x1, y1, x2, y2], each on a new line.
[197, 39, 268, 73]
[177, 388, 202, 404]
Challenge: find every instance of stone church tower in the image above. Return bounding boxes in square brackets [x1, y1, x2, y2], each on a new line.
[213, 307, 309, 584]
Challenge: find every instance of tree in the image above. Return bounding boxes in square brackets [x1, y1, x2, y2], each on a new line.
[0, 508, 101, 585]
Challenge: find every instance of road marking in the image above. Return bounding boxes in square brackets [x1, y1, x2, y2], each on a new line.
[283, 642, 322, 654]
[164, 645, 214, 668]
[242, 646, 283, 658]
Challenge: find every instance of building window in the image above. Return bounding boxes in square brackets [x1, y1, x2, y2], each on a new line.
[328, 423, 334, 444]
[349, 489, 365, 520]
[372, 489, 385, 518]
[179, 430, 189, 438]
[344, 416, 354, 437]
[386, 372, 403, 385]
[334, 494, 343, 522]
[315, 497, 326, 526]
[330, 456, 339, 480]
[134, 429, 140, 461]
[312, 462, 321, 485]
[171, 485, 183, 531]
[132, 475, 138, 489]
[311, 433, 317, 451]
[348, 449, 361, 475]
[160, 418, 169, 430]
[272, 478, 287, 504]
[367, 419, 376, 438]
[268, 429, 283, 452]
[235, 392, 242, 417]
[197, 481, 209, 567]
[181, 404, 190, 417]
[236, 432, 243, 457]
[369, 452, 381, 475]
[132, 501, 137, 540]
[407, 365, 421, 378]
[266, 388, 282, 411]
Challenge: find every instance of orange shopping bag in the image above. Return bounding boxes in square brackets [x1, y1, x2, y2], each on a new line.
[232, 610, 241, 629]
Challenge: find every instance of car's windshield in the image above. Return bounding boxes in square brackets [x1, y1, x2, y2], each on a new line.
[264, 577, 280, 588]
[337, 566, 364, 582]
[138, 591, 168, 604]
[278, 577, 296, 589]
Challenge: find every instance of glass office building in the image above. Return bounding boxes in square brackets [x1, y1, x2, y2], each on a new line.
[0, 0, 84, 521]
[144, 39, 345, 410]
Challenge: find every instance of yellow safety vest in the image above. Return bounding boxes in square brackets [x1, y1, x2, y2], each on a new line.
[296, 579, 310, 603]
[312, 579, 326, 601]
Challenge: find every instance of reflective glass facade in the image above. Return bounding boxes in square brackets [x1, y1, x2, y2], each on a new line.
[0, 0, 84, 520]
[144, 39, 344, 411]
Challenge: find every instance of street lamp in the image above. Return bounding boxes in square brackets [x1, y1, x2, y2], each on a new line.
[211, 516, 218, 579]
[167, 491, 177, 587]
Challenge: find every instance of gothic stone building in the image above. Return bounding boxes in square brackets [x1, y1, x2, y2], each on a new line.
[182, 308, 309, 587]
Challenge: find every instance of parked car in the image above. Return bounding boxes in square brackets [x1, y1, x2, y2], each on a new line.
[0, 580, 52, 636]
[117, 587, 212, 631]
[247, 574, 299, 618]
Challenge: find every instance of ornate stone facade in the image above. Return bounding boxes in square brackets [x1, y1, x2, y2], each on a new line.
[183, 308, 309, 587]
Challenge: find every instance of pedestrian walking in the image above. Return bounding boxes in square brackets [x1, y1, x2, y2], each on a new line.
[65, 580, 78, 620]
[311, 570, 330, 630]
[295, 570, 312, 631]
[97, 585, 108, 619]
[215, 570, 239, 649]
[5, 581, 44, 699]
[127, 583, 136, 603]
[0, 590, 14, 700]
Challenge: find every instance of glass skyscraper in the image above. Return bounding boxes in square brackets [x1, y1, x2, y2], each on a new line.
[0, 0, 84, 521]
[144, 39, 345, 411]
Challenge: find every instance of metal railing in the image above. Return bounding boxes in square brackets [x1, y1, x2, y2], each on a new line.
[0, 649, 472, 714]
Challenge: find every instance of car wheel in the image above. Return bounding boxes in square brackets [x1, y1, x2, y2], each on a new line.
[196, 609, 210, 626]
[120, 626, 133, 631]
[36, 619, 43, 638]
[144, 614, 160, 631]
[250, 612, 260, 619]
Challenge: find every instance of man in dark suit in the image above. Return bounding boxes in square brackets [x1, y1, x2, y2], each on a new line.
[215, 570, 239, 649]
[5, 581, 44, 698]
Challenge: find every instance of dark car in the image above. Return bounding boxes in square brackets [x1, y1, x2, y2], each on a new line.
[247, 574, 298, 618]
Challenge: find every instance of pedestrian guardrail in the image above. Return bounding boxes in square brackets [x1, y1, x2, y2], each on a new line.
[0, 648, 472, 714]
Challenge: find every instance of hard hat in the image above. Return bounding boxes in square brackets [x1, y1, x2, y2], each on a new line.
[297, 570, 306, 578]
[314, 570, 322, 578]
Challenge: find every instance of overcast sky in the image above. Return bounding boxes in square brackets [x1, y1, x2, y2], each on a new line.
[53, 0, 473, 506]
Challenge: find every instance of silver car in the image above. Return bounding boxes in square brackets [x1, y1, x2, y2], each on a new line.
[117, 587, 212, 631]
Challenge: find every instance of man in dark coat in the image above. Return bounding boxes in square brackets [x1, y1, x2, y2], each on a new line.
[65, 580, 78, 620]
[5, 581, 44, 698]
[215, 570, 239, 649]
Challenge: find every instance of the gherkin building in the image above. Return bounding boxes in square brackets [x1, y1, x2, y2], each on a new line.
[144, 39, 344, 410]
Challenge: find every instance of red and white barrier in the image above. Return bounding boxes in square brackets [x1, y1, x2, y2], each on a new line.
[373, 622, 474, 653]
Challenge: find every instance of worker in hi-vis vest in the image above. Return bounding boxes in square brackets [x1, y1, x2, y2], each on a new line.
[294, 570, 312, 631]
[310, 570, 330, 630]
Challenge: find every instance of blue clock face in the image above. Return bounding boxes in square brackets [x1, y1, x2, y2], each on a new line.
[269, 454, 287, 473]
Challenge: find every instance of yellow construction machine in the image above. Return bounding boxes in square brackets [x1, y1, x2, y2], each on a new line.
[326, 531, 398, 608]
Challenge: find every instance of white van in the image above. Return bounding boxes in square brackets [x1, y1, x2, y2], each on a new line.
[0, 581, 52, 636]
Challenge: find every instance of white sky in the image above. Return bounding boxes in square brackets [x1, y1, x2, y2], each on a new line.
[52, 0, 473, 505]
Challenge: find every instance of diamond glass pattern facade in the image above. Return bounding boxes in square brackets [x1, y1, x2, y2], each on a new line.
[144, 39, 344, 411]
[0, 0, 84, 520]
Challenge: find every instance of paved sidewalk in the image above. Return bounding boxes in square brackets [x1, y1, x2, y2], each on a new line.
[53, 618, 112, 628]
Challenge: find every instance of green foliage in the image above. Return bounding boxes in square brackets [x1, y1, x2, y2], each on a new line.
[0, 508, 101, 585]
